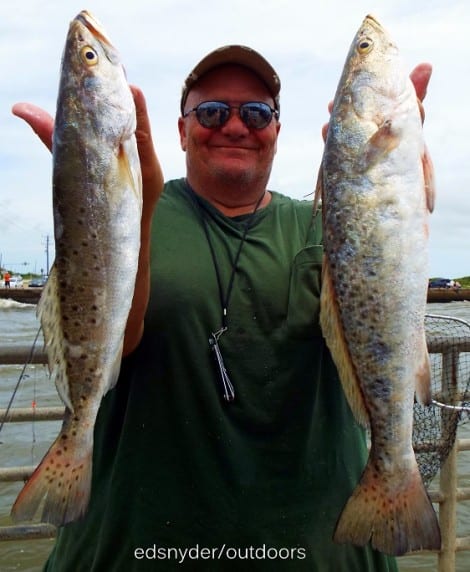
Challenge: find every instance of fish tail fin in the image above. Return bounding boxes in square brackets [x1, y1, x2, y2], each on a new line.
[11, 430, 93, 526]
[334, 456, 441, 556]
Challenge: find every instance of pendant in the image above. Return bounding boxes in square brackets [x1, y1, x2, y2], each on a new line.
[209, 328, 235, 402]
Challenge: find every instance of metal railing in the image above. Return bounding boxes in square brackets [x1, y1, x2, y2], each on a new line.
[0, 345, 61, 542]
[1, 334, 470, 571]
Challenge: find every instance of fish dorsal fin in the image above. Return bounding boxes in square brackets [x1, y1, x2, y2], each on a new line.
[313, 162, 323, 214]
[422, 143, 436, 213]
[320, 260, 369, 427]
[37, 265, 74, 412]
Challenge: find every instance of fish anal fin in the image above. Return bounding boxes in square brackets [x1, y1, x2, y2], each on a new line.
[415, 335, 432, 406]
[37, 265, 73, 412]
[320, 261, 369, 427]
[104, 338, 124, 394]
[334, 456, 441, 556]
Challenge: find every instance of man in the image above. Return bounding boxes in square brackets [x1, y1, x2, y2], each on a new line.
[13, 46, 432, 571]
[3, 271, 11, 288]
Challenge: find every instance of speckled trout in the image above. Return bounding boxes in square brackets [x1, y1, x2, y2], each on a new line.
[11, 11, 142, 525]
[316, 15, 440, 555]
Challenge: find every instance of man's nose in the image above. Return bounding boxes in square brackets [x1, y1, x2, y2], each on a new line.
[220, 108, 250, 134]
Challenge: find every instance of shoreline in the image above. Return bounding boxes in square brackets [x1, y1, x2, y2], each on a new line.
[0, 287, 43, 305]
[426, 288, 470, 303]
[1, 287, 469, 306]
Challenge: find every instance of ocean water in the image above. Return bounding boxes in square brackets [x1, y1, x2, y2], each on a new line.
[0, 298, 470, 571]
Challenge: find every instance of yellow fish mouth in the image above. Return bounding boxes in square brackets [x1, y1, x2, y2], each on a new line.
[76, 10, 113, 47]
[365, 14, 383, 28]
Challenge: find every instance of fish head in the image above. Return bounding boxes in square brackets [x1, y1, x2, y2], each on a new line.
[331, 14, 411, 125]
[62, 10, 122, 83]
[55, 10, 135, 141]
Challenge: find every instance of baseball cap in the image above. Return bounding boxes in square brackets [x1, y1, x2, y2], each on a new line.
[180, 45, 281, 115]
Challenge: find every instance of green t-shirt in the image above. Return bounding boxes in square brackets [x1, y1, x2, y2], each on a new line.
[45, 179, 397, 571]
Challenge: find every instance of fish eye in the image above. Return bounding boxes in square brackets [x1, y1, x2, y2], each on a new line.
[80, 46, 98, 66]
[357, 37, 374, 54]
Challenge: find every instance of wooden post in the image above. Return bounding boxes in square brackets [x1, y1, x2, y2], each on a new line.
[438, 347, 459, 572]
[439, 441, 458, 571]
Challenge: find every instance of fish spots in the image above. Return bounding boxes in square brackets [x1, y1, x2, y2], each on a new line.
[367, 339, 392, 364]
[370, 377, 392, 401]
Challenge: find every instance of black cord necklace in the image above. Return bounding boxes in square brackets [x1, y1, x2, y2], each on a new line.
[186, 182, 265, 402]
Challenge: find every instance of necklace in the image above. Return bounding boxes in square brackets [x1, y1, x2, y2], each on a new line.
[186, 182, 265, 402]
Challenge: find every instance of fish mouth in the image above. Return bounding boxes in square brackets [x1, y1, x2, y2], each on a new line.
[364, 14, 384, 30]
[76, 10, 113, 47]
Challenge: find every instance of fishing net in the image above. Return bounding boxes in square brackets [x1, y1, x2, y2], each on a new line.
[413, 313, 470, 486]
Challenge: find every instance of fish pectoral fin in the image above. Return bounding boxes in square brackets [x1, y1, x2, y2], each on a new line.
[118, 139, 142, 201]
[320, 260, 369, 427]
[37, 265, 74, 412]
[362, 119, 400, 170]
[422, 143, 436, 213]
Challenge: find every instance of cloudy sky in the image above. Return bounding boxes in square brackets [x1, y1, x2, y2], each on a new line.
[1, 0, 468, 278]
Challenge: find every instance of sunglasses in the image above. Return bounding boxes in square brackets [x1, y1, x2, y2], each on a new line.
[183, 101, 279, 130]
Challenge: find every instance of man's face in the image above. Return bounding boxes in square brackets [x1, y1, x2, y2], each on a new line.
[179, 65, 280, 189]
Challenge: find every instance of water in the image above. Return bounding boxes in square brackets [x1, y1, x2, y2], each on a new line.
[0, 300, 61, 571]
[0, 299, 470, 571]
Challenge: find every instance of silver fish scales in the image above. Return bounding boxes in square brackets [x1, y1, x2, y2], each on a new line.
[316, 14, 440, 556]
[11, 10, 142, 525]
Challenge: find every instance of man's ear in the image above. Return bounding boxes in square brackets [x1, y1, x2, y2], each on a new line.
[178, 116, 187, 151]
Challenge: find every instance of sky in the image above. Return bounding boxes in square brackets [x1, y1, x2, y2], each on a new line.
[1, 0, 468, 278]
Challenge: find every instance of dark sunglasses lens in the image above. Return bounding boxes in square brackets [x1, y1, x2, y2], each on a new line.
[240, 103, 273, 129]
[196, 102, 230, 128]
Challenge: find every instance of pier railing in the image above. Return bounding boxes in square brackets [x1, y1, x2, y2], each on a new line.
[1, 329, 470, 571]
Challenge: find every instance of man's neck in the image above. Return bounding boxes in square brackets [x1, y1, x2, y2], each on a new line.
[186, 177, 271, 217]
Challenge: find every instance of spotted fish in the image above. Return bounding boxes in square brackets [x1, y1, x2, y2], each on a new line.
[316, 15, 440, 555]
[11, 10, 142, 525]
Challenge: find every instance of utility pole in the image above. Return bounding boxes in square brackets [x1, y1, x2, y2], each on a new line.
[44, 235, 50, 275]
